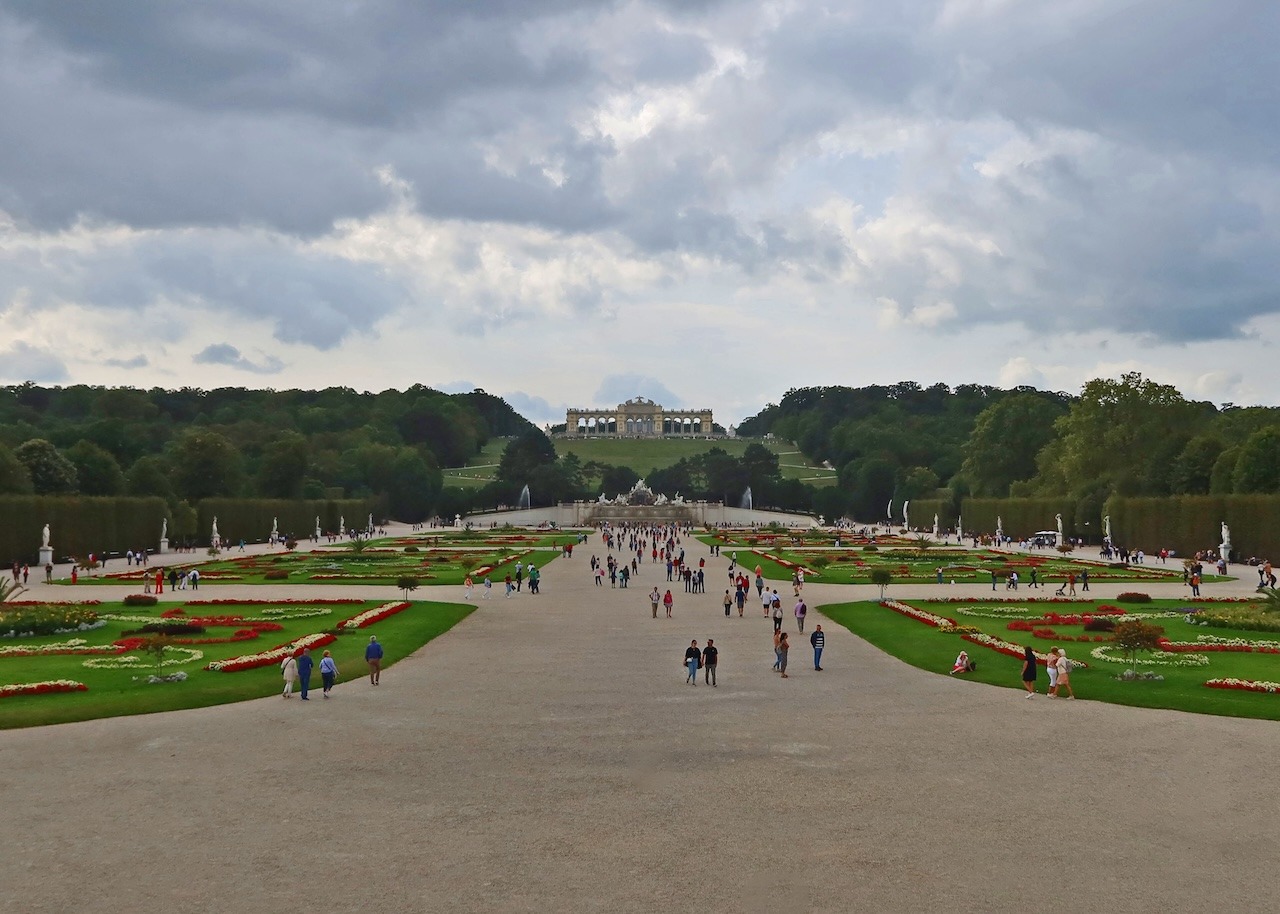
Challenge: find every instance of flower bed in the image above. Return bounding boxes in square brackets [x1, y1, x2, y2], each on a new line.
[338, 601, 411, 630]
[206, 632, 337, 672]
[1158, 635, 1280, 654]
[183, 598, 362, 605]
[881, 600, 954, 628]
[1205, 678, 1280, 694]
[0, 604, 101, 637]
[82, 646, 205, 670]
[0, 679, 88, 698]
[959, 632, 1069, 666]
[1088, 645, 1209, 667]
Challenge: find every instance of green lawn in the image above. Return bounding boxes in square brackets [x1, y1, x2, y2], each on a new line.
[822, 597, 1280, 720]
[0, 597, 472, 729]
[555, 437, 837, 484]
[76, 542, 562, 587]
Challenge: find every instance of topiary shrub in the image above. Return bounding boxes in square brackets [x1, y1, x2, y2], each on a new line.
[1083, 617, 1116, 632]
[264, 570, 290, 580]
[124, 594, 158, 607]
[404, 545, 420, 553]
[124, 622, 207, 636]
[863, 545, 879, 553]
[1116, 592, 1152, 604]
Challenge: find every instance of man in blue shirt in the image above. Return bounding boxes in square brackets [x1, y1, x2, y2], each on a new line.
[295, 647, 314, 700]
[365, 635, 384, 686]
[810, 625, 825, 671]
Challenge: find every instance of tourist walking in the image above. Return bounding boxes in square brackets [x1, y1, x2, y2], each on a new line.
[702, 639, 718, 687]
[1046, 647, 1060, 696]
[365, 635, 383, 686]
[296, 648, 314, 700]
[772, 629, 783, 671]
[319, 650, 339, 698]
[483, 576, 492, 599]
[650, 587, 661, 619]
[464, 575, 474, 599]
[281, 652, 298, 698]
[685, 640, 701, 685]
[794, 598, 807, 633]
[1021, 645, 1037, 698]
[810, 624, 824, 670]
[1056, 650, 1076, 698]
[771, 597, 784, 633]
[778, 633, 790, 678]
[735, 587, 746, 617]
[663, 589, 674, 618]
[723, 590, 733, 617]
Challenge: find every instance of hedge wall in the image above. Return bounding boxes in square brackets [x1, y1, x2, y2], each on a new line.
[0, 496, 168, 565]
[1105, 495, 1280, 562]
[960, 498, 1078, 539]
[907, 499, 957, 533]
[195, 498, 384, 546]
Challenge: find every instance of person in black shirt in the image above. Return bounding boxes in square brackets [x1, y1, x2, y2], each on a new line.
[810, 625, 825, 670]
[702, 639, 718, 687]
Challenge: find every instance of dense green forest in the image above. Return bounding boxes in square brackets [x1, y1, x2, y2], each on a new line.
[0, 384, 534, 521]
[4, 375, 1279, 525]
[737, 374, 1280, 521]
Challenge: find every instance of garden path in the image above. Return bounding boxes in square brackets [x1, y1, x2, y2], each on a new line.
[1, 532, 1276, 913]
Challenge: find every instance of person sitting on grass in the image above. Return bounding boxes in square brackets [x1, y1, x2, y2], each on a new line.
[950, 650, 975, 675]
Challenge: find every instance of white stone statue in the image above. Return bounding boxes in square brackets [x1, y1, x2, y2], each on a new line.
[654, 494, 669, 506]
[957, 515, 963, 540]
[368, 512, 373, 531]
[315, 515, 321, 536]
[1055, 513, 1064, 540]
[902, 500, 910, 529]
[996, 515, 1004, 539]
[674, 493, 685, 504]
[932, 514, 939, 538]
[339, 516, 346, 536]
[42, 523, 50, 548]
[161, 518, 167, 541]
[211, 516, 219, 540]
[598, 493, 608, 503]
[1104, 515, 1112, 542]
[886, 499, 893, 521]
[1221, 522, 1232, 557]
[271, 516, 279, 538]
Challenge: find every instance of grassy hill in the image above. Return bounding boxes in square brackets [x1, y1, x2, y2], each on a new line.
[441, 437, 837, 489]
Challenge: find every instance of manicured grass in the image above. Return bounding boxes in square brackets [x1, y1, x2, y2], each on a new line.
[555, 437, 836, 484]
[75, 542, 565, 587]
[699, 534, 1224, 586]
[821, 597, 1280, 720]
[0, 598, 473, 729]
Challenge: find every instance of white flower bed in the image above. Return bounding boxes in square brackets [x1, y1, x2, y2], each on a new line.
[206, 632, 331, 671]
[1089, 645, 1210, 667]
[82, 646, 204, 669]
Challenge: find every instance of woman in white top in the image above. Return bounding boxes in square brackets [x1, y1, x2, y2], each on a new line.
[1046, 648, 1060, 696]
[950, 650, 970, 675]
[280, 653, 298, 698]
[1056, 651, 1076, 699]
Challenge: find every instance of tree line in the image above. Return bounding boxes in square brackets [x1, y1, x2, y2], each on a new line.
[0, 383, 534, 521]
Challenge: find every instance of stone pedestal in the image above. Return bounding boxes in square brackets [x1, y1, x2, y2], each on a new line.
[158, 538, 169, 555]
[39, 545, 53, 567]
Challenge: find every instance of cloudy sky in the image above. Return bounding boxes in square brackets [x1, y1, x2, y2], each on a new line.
[1, 0, 1277, 427]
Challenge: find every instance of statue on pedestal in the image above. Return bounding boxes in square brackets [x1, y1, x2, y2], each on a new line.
[996, 515, 1004, 540]
[339, 516, 346, 536]
[902, 500, 910, 530]
[211, 516, 220, 547]
[42, 523, 51, 548]
[1104, 514, 1112, 542]
[1055, 513, 1064, 540]
[932, 514, 939, 539]
[161, 518, 167, 541]
[1220, 522, 1232, 561]
[270, 517, 279, 540]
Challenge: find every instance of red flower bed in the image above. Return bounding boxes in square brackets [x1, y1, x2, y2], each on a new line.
[183, 598, 363, 605]
[0, 680, 88, 698]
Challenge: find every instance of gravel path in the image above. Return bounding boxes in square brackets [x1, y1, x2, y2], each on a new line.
[2, 536, 1277, 913]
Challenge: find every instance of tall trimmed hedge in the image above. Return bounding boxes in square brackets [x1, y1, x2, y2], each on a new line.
[195, 498, 384, 546]
[1105, 495, 1280, 561]
[907, 499, 957, 533]
[960, 498, 1078, 539]
[0, 496, 168, 564]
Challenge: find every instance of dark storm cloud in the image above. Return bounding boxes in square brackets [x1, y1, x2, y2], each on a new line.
[193, 343, 284, 374]
[1, 0, 1279, 351]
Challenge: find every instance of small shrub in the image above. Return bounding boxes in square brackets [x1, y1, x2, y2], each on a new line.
[264, 570, 290, 580]
[1083, 617, 1116, 632]
[1116, 592, 1152, 604]
[285, 539, 298, 551]
[124, 594, 158, 607]
[809, 555, 831, 569]
[404, 545, 420, 554]
[863, 545, 879, 553]
[1056, 543, 1076, 554]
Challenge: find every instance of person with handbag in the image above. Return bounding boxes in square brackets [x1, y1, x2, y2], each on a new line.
[319, 650, 339, 699]
[684, 640, 701, 685]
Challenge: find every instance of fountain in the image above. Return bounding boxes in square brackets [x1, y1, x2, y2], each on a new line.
[517, 485, 531, 510]
[740, 487, 753, 510]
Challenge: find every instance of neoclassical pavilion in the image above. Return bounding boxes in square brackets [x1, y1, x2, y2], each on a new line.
[565, 397, 714, 437]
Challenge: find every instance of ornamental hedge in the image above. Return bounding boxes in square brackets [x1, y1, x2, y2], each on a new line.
[0, 496, 167, 565]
